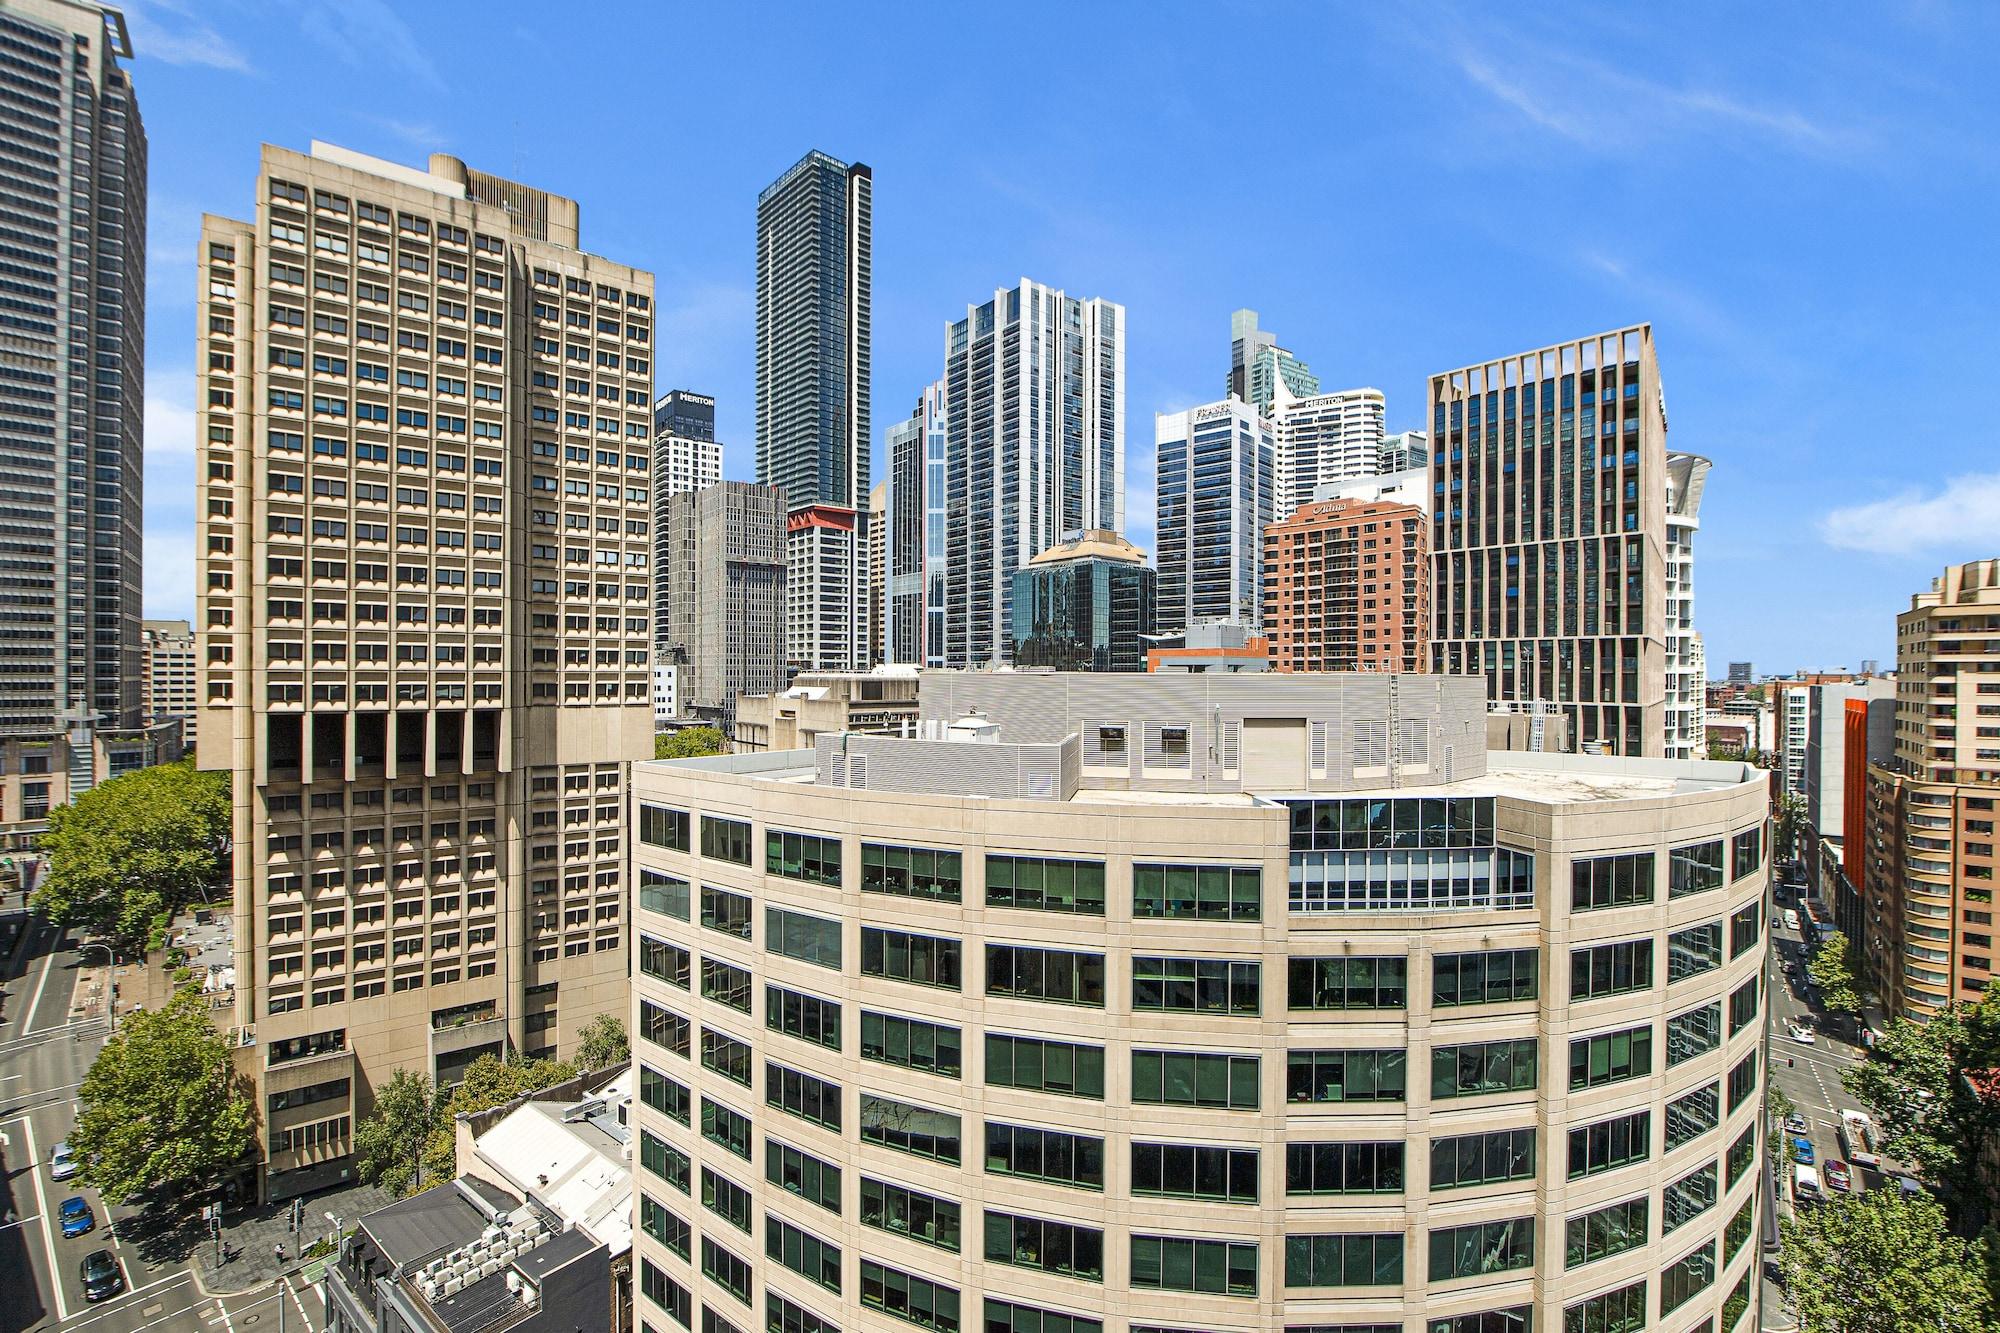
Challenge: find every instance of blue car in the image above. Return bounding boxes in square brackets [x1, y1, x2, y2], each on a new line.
[58, 1196, 94, 1238]
[1792, 1136, 1816, 1165]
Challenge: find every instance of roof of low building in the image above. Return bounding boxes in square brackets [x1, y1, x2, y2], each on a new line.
[1027, 529, 1147, 567]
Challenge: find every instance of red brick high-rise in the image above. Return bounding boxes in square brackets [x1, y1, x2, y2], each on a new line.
[1263, 497, 1428, 673]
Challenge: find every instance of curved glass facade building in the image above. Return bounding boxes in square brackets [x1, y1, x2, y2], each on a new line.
[630, 673, 1769, 1333]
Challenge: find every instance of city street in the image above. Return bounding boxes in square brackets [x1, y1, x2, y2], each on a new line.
[0, 909, 324, 1333]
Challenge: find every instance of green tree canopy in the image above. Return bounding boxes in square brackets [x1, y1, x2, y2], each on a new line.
[577, 1013, 628, 1071]
[418, 1053, 579, 1185]
[1778, 1188, 1995, 1333]
[353, 1067, 436, 1197]
[656, 726, 726, 760]
[32, 759, 230, 953]
[1809, 930, 1861, 1013]
[1843, 992, 2000, 1201]
[69, 987, 254, 1204]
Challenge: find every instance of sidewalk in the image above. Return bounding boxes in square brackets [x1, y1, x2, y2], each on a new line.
[192, 1178, 393, 1295]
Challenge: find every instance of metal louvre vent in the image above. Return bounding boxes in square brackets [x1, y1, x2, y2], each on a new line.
[1083, 721, 1128, 769]
[1144, 720, 1193, 771]
[1310, 721, 1333, 777]
[1216, 720, 1241, 774]
[1396, 718, 1430, 769]
[1353, 719, 1389, 770]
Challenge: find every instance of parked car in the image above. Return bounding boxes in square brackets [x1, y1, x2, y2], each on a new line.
[58, 1196, 94, 1238]
[79, 1249, 122, 1302]
[1784, 908, 1801, 931]
[1793, 1136, 1816, 1165]
[1824, 1160, 1853, 1193]
[49, 1141, 79, 1182]
[1784, 1112, 1810, 1136]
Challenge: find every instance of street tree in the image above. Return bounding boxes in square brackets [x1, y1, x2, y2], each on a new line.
[354, 1068, 437, 1197]
[70, 986, 254, 1205]
[656, 726, 725, 760]
[1842, 992, 2000, 1205]
[1808, 930, 1861, 1014]
[1775, 789, 1808, 861]
[577, 1013, 628, 1070]
[419, 1053, 580, 1183]
[1778, 1188, 1995, 1333]
[33, 759, 230, 953]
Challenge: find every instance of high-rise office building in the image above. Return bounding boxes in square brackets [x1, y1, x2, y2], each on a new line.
[142, 619, 197, 723]
[630, 670, 1771, 1333]
[865, 483, 886, 667]
[756, 150, 871, 672]
[1270, 385, 1388, 519]
[1863, 559, 2000, 1019]
[1663, 452, 1712, 760]
[652, 392, 723, 657]
[883, 382, 944, 667]
[196, 142, 654, 1200]
[1380, 428, 1429, 473]
[1225, 307, 1318, 413]
[661, 482, 787, 723]
[0, 0, 147, 827]
[1263, 497, 1428, 674]
[1430, 325, 1671, 756]
[1155, 398, 1273, 633]
[937, 280, 1125, 668]
[1727, 661, 1753, 686]
[1009, 531, 1156, 672]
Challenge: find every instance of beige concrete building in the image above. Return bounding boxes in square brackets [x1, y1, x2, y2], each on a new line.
[732, 669, 919, 754]
[630, 671, 1770, 1333]
[143, 619, 198, 723]
[196, 142, 653, 1200]
[1864, 559, 2000, 1019]
[1430, 326, 1671, 758]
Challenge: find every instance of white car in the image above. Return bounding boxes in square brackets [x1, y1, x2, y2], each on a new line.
[1783, 909, 1801, 931]
[1788, 1022, 1817, 1045]
[49, 1141, 79, 1182]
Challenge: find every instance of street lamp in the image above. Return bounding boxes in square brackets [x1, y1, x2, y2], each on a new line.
[76, 943, 115, 1033]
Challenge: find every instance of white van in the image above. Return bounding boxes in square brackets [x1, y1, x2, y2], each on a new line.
[1794, 1163, 1824, 1205]
[1839, 1109, 1882, 1172]
[1784, 909, 1801, 931]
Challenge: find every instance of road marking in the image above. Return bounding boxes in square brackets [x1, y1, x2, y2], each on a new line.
[216, 1296, 237, 1333]
[21, 928, 62, 1034]
[286, 1275, 312, 1330]
[142, 1303, 164, 1317]
[13, 1115, 69, 1321]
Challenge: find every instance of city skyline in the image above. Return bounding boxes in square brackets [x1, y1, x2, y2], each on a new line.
[123, 5, 2000, 675]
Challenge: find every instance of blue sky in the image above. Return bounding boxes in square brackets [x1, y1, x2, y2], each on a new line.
[128, 1, 2000, 674]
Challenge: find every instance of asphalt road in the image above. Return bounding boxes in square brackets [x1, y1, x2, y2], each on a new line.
[0, 909, 324, 1333]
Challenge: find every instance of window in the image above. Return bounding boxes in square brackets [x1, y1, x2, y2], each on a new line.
[1432, 1038, 1538, 1098]
[1133, 1141, 1257, 1203]
[1133, 862, 1261, 921]
[640, 1005, 690, 1059]
[766, 1215, 841, 1294]
[1562, 1280, 1646, 1333]
[700, 885, 751, 939]
[1566, 1196, 1648, 1268]
[1670, 839, 1724, 897]
[859, 1259, 958, 1333]
[980, 1298, 1095, 1333]
[864, 927, 960, 989]
[1665, 1082, 1720, 1150]
[701, 1168, 751, 1233]
[862, 842, 962, 901]
[1668, 921, 1723, 982]
[1662, 1161, 1718, 1233]
[701, 815, 752, 865]
[985, 1122, 1103, 1189]
[1569, 1025, 1653, 1090]
[1432, 948, 1538, 1006]
[639, 934, 690, 988]
[701, 1236, 752, 1305]
[1131, 1234, 1257, 1297]
[639, 804, 689, 852]
[702, 957, 752, 1012]
[985, 1210, 1102, 1281]
[1132, 956, 1259, 1014]
[1724, 1271, 1752, 1332]
[986, 1032, 1103, 1098]
[767, 907, 841, 969]
[861, 1011, 961, 1077]
[1730, 900, 1762, 957]
[1428, 1314, 1528, 1333]
[1286, 1141, 1404, 1195]
[1665, 1002, 1722, 1067]
[640, 1258, 691, 1328]
[1726, 1123, 1757, 1187]
[701, 1097, 751, 1159]
[1571, 939, 1654, 1000]
[767, 1061, 841, 1130]
[859, 1094, 959, 1163]
[1659, 1241, 1716, 1316]
[767, 985, 840, 1050]
[701, 1029, 751, 1086]
[766, 1139, 841, 1213]
[768, 829, 841, 887]
[1132, 1049, 1259, 1109]
[1288, 1049, 1407, 1103]
[1289, 956, 1407, 1009]
[1729, 976, 1760, 1033]
[639, 1129, 689, 1192]
[863, 1176, 960, 1252]
[1725, 1195, 1755, 1260]
[986, 853, 1105, 914]
[1569, 1109, 1650, 1179]
[768, 1293, 838, 1333]
[1732, 826, 1763, 880]
[1728, 1050, 1758, 1109]
[1429, 1218, 1533, 1281]
[988, 944, 1104, 1006]
[1283, 1233, 1403, 1288]
[1572, 853, 1655, 910]
[1430, 1128, 1535, 1190]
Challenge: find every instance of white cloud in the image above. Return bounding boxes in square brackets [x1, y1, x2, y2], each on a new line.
[144, 529, 197, 622]
[300, 0, 442, 90]
[145, 368, 197, 457]
[1820, 473, 2000, 556]
[124, 0, 252, 72]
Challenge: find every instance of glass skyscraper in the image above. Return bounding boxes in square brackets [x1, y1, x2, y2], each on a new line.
[1156, 398, 1275, 633]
